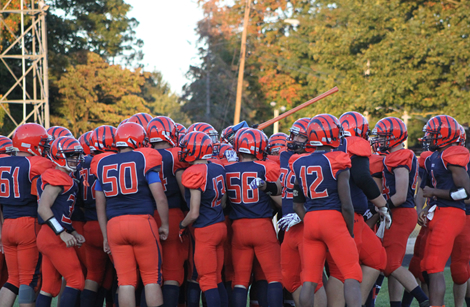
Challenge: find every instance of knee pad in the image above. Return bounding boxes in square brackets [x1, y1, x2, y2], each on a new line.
[18, 285, 36, 304]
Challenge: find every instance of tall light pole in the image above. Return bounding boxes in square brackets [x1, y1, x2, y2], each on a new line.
[233, 0, 251, 125]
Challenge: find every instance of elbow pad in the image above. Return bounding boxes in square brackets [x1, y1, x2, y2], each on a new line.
[293, 183, 307, 203]
[450, 188, 469, 201]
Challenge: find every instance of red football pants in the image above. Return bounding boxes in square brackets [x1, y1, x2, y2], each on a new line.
[422, 206, 466, 274]
[382, 207, 417, 276]
[327, 214, 386, 282]
[450, 214, 470, 284]
[231, 218, 282, 288]
[154, 208, 189, 285]
[303, 210, 362, 285]
[409, 226, 428, 283]
[2, 217, 41, 289]
[107, 215, 163, 287]
[37, 226, 84, 296]
[83, 220, 113, 287]
[194, 222, 227, 292]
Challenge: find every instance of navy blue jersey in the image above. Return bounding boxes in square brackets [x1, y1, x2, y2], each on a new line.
[0, 155, 54, 219]
[37, 169, 78, 232]
[291, 151, 351, 212]
[225, 160, 280, 220]
[157, 147, 189, 210]
[77, 155, 97, 221]
[91, 148, 162, 220]
[382, 149, 419, 209]
[466, 162, 470, 215]
[182, 162, 226, 228]
[425, 146, 469, 211]
[279, 151, 296, 216]
[337, 136, 371, 215]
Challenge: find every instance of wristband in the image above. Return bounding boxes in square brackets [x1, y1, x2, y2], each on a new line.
[46, 217, 65, 235]
[293, 183, 307, 203]
[264, 182, 279, 195]
[450, 187, 469, 201]
[386, 198, 395, 209]
[179, 221, 186, 229]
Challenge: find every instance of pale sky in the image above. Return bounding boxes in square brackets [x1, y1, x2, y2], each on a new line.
[126, 0, 204, 95]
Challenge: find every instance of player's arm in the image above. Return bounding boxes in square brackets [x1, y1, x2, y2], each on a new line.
[149, 181, 169, 241]
[350, 156, 387, 209]
[38, 185, 77, 248]
[176, 170, 186, 198]
[390, 167, 409, 207]
[95, 190, 111, 254]
[292, 178, 306, 221]
[259, 179, 282, 196]
[338, 169, 354, 237]
[179, 189, 201, 228]
[423, 165, 470, 201]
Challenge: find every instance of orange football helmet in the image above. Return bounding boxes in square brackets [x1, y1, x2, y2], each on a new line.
[339, 111, 369, 139]
[115, 122, 148, 149]
[147, 116, 177, 147]
[12, 123, 51, 156]
[48, 137, 84, 172]
[307, 114, 343, 149]
[179, 131, 213, 162]
[233, 128, 268, 160]
[91, 125, 118, 153]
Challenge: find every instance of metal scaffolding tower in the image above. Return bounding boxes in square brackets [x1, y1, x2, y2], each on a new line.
[0, 0, 50, 137]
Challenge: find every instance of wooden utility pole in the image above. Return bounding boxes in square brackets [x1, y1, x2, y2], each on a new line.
[233, 0, 251, 125]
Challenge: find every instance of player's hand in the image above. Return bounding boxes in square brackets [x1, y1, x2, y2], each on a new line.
[418, 208, 428, 227]
[249, 178, 265, 190]
[159, 225, 169, 241]
[376, 206, 392, 229]
[103, 238, 111, 255]
[224, 149, 238, 162]
[277, 213, 301, 231]
[71, 232, 86, 248]
[422, 186, 435, 198]
[60, 232, 77, 248]
[179, 228, 187, 243]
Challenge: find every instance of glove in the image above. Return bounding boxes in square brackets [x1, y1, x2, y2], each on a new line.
[249, 178, 265, 190]
[277, 213, 301, 231]
[225, 149, 238, 162]
[178, 228, 187, 243]
[426, 204, 437, 221]
[376, 206, 392, 229]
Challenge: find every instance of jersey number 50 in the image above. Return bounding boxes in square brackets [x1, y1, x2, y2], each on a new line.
[102, 162, 138, 197]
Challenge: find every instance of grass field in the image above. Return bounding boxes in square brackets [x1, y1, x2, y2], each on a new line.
[12, 267, 456, 306]
[375, 267, 454, 306]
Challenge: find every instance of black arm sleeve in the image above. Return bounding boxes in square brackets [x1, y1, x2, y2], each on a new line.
[350, 156, 382, 200]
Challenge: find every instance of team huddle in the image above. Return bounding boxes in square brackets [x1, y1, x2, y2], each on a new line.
[0, 111, 467, 307]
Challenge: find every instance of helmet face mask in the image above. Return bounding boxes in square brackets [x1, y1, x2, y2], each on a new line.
[48, 137, 84, 172]
[370, 117, 407, 153]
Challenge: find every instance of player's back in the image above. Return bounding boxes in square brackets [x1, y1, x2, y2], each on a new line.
[0, 155, 53, 219]
[183, 162, 226, 228]
[157, 147, 188, 209]
[77, 155, 98, 221]
[291, 150, 351, 212]
[93, 148, 161, 220]
[279, 150, 296, 216]
[225, 160, 278, 220]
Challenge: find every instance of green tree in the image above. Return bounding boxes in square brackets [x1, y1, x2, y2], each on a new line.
[53, 52, 149, 136]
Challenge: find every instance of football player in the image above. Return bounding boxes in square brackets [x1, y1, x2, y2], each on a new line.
[179, 131, 228, 307]
[370, 117, 429, 307]
[419, 116, 470, 307]
[35, 137, 85, 307]
[325, 112, 390, 306]
[0, 123, 54, 307]
[225, 128, 283, 307]
[147, 116, 190, 307]
[92, 122, 169, 307]
[291, 114, 362, 307]
[80, 128, 117, 306]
